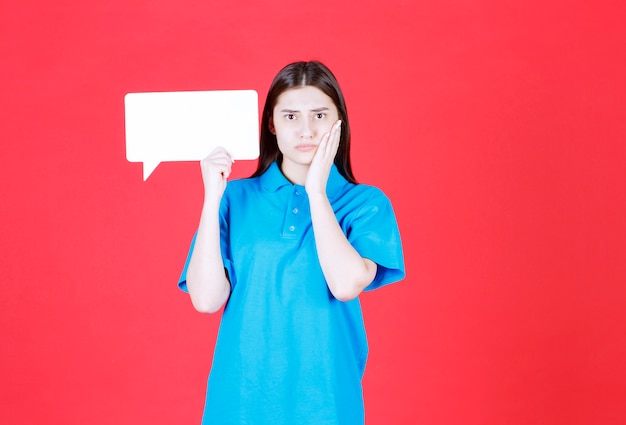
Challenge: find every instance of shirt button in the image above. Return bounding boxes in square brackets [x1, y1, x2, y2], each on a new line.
[295, 191, 301, 196]
[292, 208, 299, 214]
[289, 225, 295, 231]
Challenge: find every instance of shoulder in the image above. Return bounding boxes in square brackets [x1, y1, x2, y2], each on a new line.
[219, 176, 263, 213]
[349, 183, 387, 199]
[335, 182, 390, 206]
[331, 182, 396, 222]
[327, 165, 390, 207]
[224, 175, 262, 195]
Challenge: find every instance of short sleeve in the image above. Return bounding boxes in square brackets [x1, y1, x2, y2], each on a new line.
[347, 191, 405, 291]
[177, 232, 197, 293]
[177, 196, 235, 293]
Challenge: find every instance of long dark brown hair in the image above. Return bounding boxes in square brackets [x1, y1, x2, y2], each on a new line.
[250, 61, 357, 183]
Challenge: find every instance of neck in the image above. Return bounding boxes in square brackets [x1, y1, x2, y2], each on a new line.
[280, 161, 309, 186]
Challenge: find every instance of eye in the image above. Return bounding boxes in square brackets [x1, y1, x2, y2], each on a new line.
[315, 113, 326, 119]
[285, 114, 296, 120]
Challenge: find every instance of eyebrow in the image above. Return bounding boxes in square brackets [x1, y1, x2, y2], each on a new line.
[279, 107, 330, 113]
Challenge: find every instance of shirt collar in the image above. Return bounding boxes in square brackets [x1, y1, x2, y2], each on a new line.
[259, 161, 349, 199]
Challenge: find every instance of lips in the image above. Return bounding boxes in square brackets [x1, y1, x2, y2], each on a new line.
[295, 144, 317, 151]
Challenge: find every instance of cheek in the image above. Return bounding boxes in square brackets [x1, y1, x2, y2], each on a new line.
[273, 127, 289, 148]
[272, 124, 287, 140]
[318, 120, 335, 134]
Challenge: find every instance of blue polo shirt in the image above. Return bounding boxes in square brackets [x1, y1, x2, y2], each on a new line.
[179, 162, 405, 425]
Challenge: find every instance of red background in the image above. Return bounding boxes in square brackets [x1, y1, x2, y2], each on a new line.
[1, 1, 625, 424]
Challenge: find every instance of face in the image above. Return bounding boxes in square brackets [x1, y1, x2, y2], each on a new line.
[270, 85, 340, 175]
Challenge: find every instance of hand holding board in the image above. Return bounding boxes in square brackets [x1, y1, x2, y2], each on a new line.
[125, 90, 259, 180]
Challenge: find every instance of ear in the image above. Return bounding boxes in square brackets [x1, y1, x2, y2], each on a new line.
[268, 117, 276, 135]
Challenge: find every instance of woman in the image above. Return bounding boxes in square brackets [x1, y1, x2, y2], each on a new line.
[179, 61, 405, 424]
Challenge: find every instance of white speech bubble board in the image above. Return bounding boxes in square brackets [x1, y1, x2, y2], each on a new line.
[125, 90, 259, 180]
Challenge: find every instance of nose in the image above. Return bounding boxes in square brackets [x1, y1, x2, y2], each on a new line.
[300, 119, 314, 139]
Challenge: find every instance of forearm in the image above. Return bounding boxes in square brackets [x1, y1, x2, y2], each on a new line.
[186, 199, 231, 313]
[309, 193, 377, 301]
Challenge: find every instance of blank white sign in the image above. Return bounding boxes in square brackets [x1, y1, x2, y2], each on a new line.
[125, 90, 259, 180]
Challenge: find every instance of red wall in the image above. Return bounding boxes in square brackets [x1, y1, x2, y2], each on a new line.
[1, 1, 625, 424]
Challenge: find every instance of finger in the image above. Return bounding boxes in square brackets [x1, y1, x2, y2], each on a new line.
[325, 120, 340, 141]
[323, 128, 338, 159]
[314, 132, 330, 160]
[209, 157, 233, 168]
[209, 152, 234, 164]
[328, 120, 342, 157]
[333, 119, 342, 132]
[332, 120, 342, 141]
[206, 147, 235, 162]
[204, 151, 235, 168]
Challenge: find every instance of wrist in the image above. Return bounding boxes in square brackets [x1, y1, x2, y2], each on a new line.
[307, 192, 331, 213]
[202, 193, 222, 209]
[306, 190, 328, 202]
